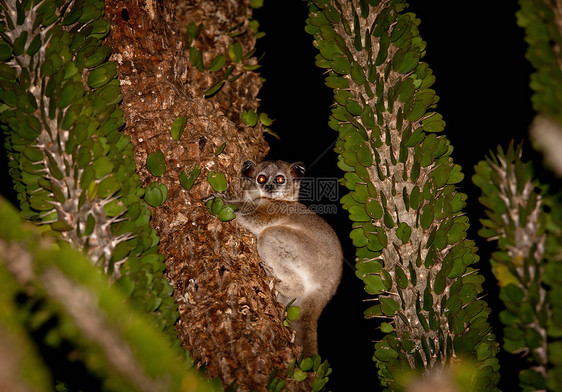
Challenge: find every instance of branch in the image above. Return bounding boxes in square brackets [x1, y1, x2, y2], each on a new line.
[0, 196, 207, 392]
[306, 1, 499, 390]
[473, 143, 562, 391]
[104, 1, 310, 390]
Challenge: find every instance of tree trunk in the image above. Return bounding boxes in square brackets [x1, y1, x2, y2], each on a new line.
[105, 1, 305, 390]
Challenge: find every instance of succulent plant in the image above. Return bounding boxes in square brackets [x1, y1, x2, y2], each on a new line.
[494, 2, 562, 388]
[306, 0, 499, 389]
[0, 196, 216, 392]
[518, 0, 562, 177]
[517, 0, 562, 124]
[0, 0, 178, 339]
[473, 142, 562, 390]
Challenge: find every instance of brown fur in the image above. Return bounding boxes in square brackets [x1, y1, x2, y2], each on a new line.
[224, 160, 343, 356]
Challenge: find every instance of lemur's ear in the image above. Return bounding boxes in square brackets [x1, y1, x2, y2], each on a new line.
[289, 162, 305, 182]
[241, 160, 256, 179]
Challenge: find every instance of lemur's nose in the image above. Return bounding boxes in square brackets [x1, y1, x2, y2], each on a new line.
[265, 184, 274, 192]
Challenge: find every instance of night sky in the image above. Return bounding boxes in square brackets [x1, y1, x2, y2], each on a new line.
[254, 1, 539, 390]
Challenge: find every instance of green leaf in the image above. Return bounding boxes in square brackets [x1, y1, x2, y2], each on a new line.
[349, 205, 370, 222]
[97, 176, 121, 198]
[355, 260, 382, 279]
[84, 45, 111, 68]
[189, 46, 204, 71]
[431, 163, 451, 189]
[345, 99, 362, 116]
[51, 220, 73, 232]
[395, 264, 409, 288]
[30, 194, 53, 211]
[170, 116, 188, 141]
[374, 341, 398, 361]
[501, 284, 525, 304]
[423, 286, 433, 311]
[323, 4, 340, 23]
[311, 376, 328, 392]
[250, 0, 264, 8]
[433, 270, 446, 295]
[447, 221, 467, 244]
[397, 47, 419, 74]
[0, 63, 17, 81]
[420, 203, 434, 229]
[332, 55, 351, 74]
[351, 61, 366, 84]
[361, 106, 376, 130]
[399, 79, 416, 103]
[259, 112, 273, 126]
[103, 199, 126, 217]
[325, 75, 349, 89]
[356, 144, 373, 166]
[292, 368, 308, 382]
[207, 171, 227, 192]
[87, 63, 118, 89]
[364, 304, 383, 318]
[217, 204, 236, 222]
[363, 275, 386, 295]
[214, 142, 227, 156]
[203, 79, 225, 97]
[365, 197, 383, 219]
[380, 322, 394, 333]
[0, 43, 12, 61]
[112, 242, 132, 262]
[264, 128, 280, 140]
[243, 63, 261, 71]
[350, 227, 369, 247]
[186, 22, 202, 44]
[422, 113, 445, 133]
[447, 164, 464, 184]
[380, 297, 400, 317]
[207, 197, 224, 215]
[242, 109, 258, 127]
[299, 357, 313, 372]
[12, 31, 28, 56]
[409, 186, 421, 210]
[27, 34, 42, 56]
[396, 222, 411, 243]
[366, 234, 384, 252]
[383, 210, 395, 228]
[228, 42, 243, 62]
[208, 54, 227, 72]
[146, 151, 166, 177]
[87, 20, 110, 39]
[144, 182, 168, 207]
[58, 82, 81, 108]
[93, 156, 113, 179]
[287, 305, 301, 321]
[180, 165, 201, 190]
[23, 146, 43, 163]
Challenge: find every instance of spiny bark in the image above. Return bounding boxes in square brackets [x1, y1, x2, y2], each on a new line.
[333, 1, 451, 368]
[307, 1, 499, 389]
[104, 1, 305, 390]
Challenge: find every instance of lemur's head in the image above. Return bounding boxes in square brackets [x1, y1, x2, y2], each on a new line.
[241, 160, 305, 201]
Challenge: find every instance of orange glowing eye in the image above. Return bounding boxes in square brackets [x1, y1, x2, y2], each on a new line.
[257, 175, 267, 184]
[276, 175, 285, 184]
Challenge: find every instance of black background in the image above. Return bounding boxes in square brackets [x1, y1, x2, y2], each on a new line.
[254, 1, 540, 390]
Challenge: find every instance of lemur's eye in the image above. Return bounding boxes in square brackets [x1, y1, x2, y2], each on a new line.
[276, 175, 285, 184]
[257, 175, 267, 184]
